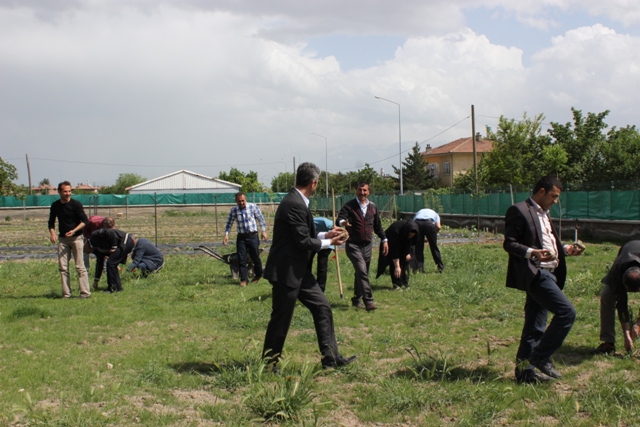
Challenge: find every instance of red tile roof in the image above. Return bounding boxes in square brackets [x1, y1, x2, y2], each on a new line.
[423, 137, 493, 156]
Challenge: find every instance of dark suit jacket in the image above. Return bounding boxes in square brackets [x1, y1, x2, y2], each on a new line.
[503, 199, 566, 292]
[264, 189, 322, 288]
[601, 240, 640, 323]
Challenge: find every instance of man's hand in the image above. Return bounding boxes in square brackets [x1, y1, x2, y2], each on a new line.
[64, 229, 75, 237]
[222, 235, 229, 246]
[405, 254, 412, 261]
[327, 227, 348, 246]
[49, 230, 57, 244]
[531, 249, 556, 262]
[382, 241, 389, 256]
[624, 330, 635, 351]
[394, 265, 402, 278]
[566, 242, 585, 256]
[261, 231, 268, 241]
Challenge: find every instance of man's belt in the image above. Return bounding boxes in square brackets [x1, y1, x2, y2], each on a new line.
[539, 266, 555, 273]
[415, 218, 435, 222]
[238, 232, 258, 236]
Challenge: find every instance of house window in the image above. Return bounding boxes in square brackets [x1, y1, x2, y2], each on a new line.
[428, 163, 439, 177]
[444, 162, 451, 175]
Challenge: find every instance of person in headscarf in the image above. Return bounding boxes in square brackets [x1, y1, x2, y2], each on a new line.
[376, 219, 419, 289]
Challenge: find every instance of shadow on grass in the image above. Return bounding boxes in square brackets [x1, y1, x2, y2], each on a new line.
[556, 343, 630, 366]
[0, 292, 61, 300]
[392, 362, 501, 383]
[171, 361, 220, 375]
[395, 345, 504, 383]
[248, 292, 272, 302]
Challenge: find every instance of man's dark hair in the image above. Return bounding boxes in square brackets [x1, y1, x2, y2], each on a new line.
[533, 175, 563, 194]
[295, 162, 321, 187]
[623, 267, 640, 292]
[57, 181, 72, 191]
[356, 182, 370, 190]
[235, 192, 246, 201]
[102, 217, 115, 229]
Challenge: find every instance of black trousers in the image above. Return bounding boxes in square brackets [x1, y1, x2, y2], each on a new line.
[515, 270, 576, 380]
[415, 219, 443, 271]
[308, 248, 332, 292]
[95, 238, 134, 292]
[262, 273, 341, 365]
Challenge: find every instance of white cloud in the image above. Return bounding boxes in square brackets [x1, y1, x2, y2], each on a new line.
[1, 2, 640, 187]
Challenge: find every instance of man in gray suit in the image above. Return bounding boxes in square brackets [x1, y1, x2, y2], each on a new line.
[504, 175, 584, 383]
[262, 162, 355, 370]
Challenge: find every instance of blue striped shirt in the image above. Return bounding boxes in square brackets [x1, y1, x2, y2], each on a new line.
[224, 203, 267, 235]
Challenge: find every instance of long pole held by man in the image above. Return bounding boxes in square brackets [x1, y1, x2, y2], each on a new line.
[331, 187, 344, 299]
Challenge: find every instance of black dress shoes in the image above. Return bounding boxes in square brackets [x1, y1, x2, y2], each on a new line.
[516, 371, 553, 384]
[529, 358, 562, 379]
[321, 355, 357, 369]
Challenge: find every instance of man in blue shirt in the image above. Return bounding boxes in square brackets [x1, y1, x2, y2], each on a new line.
[127, 237, 165, 277]
[308, 217, 334, 292]
[223, 193, 268, 286]
[413, 208, 444, 273]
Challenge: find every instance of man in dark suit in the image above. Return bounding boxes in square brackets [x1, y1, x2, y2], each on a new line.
[262, 162, 355, 370]
[594, 240, 640, 354]
[503, 176, 584, 384]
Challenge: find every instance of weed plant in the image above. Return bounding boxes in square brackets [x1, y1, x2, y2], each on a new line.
[2, 242, 640, 426]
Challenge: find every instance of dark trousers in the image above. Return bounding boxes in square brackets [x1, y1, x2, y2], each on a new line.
[237, 233, 263, 282]
[515, 270, 576, 379]
[95, 238, 134, 292]
[262, 274, 341, 365]
[345, 241, 374, 303]
[415, 220, 443, 271]
[308, 248, 332, 292]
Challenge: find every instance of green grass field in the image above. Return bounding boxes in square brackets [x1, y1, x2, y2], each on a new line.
[1, 239, 640, 426]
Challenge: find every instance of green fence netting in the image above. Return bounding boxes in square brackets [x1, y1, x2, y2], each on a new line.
[3, 189, 640, 220]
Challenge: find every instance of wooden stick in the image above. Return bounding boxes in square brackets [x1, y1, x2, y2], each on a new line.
[331, 188, 344, 299]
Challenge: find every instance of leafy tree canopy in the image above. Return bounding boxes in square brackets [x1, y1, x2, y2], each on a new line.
[0, 157, 26, 197]
[219, 168, 266, 193]
[392, 142, 437, 191]
[100, 173, 146, 194]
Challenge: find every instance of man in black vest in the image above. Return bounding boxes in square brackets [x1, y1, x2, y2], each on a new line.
[337, 183, 387, 311]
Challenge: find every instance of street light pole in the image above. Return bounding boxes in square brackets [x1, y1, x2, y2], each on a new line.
[375, 96, 403, 195]
[310, 132, 328, 198]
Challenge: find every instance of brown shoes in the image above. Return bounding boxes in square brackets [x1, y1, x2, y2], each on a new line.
[240, 281, 247, 287]
[250, 276, 262, 284]
[365, 302, 377, 312]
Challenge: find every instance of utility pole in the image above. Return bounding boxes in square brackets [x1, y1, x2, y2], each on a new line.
[25, 154, 33, 195]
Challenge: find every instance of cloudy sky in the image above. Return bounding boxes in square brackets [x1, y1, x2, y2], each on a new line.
[2, 0, 640, 189]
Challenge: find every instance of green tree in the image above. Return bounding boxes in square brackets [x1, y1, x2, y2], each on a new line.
[594, 125, 640, 182]
[392, 142, 437, 191]
[548, 108, 609, 183]
[219, 168, 266, 193]
[481, 113, 556, 187]
[100, 173, 146, 194]
[39, 178, 50, 186]
[0, 157, 25, 196]
[270, 172, 294, 192]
